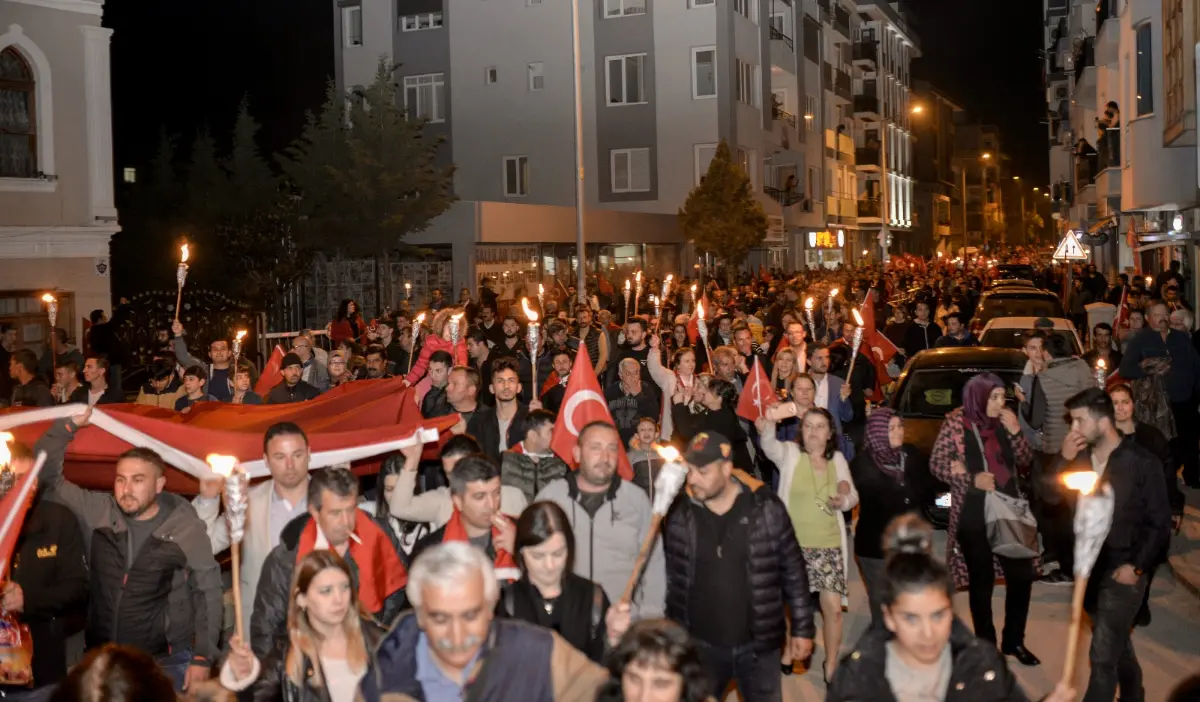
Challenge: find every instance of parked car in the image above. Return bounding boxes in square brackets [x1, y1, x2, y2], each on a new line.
[979, 316, 1083, 355]
[888, 347, 1029, 528]
[970, 288, 1066, 334]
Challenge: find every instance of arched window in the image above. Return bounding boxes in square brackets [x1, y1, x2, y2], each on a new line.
[0, 47, 36, 178]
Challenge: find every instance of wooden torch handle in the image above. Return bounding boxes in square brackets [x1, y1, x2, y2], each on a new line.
[231, 541, 244, 643]
[1061, 575, 1088, 688]
[620, 514, 665, 605]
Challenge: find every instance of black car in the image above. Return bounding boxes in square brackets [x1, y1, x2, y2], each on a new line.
[889, 347, 1028, 528]
[970, 288, 1065, 333]
[995, 264, 1037, 282]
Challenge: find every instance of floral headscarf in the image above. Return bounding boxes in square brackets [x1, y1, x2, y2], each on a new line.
[864, 407, 903, 479]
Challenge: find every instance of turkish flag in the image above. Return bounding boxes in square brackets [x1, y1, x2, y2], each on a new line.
[549, 349, 634, 481]
[860, 291, 899, 364]
[0, 452, 45, 576]
[1114, 286, 1130, 331]
[254, 344, 286, 395]
[736, 357, 778, 422]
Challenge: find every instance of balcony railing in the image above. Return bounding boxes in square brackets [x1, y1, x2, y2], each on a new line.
[816, 0, 830, 11]
[833, 4, 851, 37]
[764, 185, 804, 207]
[858, 198, 882, 218]
[773, 105, 797, 128]
[1075, 151, 1099, 187]
[769, 26, 794, 51]
[855, 146, 880, 165]
[1097, 129, 1120, 171]
[853, 93, 878, 115]
[1073, 36, 1094, 84]
[852, 40, 878, 66]
[835, 69, 852, 101]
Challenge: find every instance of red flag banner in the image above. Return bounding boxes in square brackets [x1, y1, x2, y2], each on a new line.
[0, 452, 45, 576]
[736, 357, 778, 422]
[549, 349, 633, 481]
[254, 345, 286, 395]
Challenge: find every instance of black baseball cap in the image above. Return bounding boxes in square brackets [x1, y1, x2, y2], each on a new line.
[281, 352, 303, 368]
[684, 432, 733, 466]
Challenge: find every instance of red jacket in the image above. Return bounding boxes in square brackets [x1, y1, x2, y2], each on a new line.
[405, 335, 468, 385]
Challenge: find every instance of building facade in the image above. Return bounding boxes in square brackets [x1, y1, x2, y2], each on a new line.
[0, 0, 117, 354]
[910, 81, 963, 255]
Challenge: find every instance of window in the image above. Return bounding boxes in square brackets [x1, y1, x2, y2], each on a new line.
[604, 0, 646, 18]
[0, 48, 36, 178]
[1135, 23, 1153, 115]
[807, 166, 819, 201]
[528, 63, 544, 91]
[504, 156, 529, 197]
[804, 94, 817, 131]
[770, 13, 786, 33]
[606, 54, 646, 105]
[485, 66, 498, 84]
[733, 0, 751, 20]
[692, 47, 716, 99]
[694, 143, 717, 185]
[611, 148, 651, 192]
[342, 7, 363, 47]
[689, 0, 715, 6]
[735, 59, 758, 106]
[403, 73, 446, 122]
[122, 167, 136, 184]
[401, 12, 444, 31]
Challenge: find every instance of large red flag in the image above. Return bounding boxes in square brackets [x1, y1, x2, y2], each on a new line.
[254, 344, 286, 395]
[0, 451, 45, 576]
[549, 349, 634, 481]
[860, 291, 899, 363]
[736, 357, 778, 422]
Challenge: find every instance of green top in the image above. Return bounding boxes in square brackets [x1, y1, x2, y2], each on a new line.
[787, 452, 842, 549]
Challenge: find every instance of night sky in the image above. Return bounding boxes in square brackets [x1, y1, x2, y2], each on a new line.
[104, 0, 1047, 183]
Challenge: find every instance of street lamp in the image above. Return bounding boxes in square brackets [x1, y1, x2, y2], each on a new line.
[911, 104, 924, 114]
[982, 152, 992, 160]
[1012, 176, 1020, 181]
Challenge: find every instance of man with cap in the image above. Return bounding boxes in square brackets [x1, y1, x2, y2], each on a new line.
[662, 431, 814, 702]
[265, 352, 322, 404]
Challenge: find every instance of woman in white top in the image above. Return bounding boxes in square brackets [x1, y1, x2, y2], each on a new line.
[646, 335, 697, 442]
[221, 550, 386, 702]
[758, 406, 858, 682]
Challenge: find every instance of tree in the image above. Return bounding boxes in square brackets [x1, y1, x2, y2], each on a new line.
[678, 141, 768, 284]
[280, 60, 456, 257]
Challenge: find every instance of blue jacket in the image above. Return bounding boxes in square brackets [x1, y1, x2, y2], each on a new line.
[1119, 327, 1200, 403]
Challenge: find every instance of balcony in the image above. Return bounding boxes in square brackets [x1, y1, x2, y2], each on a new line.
[853, 93, 879, 120]
[858, 198, 882, 219]
[1095, 0, 1119, 65]
[855, 145, 881, 168]
[1075, 151, 1098, 188]
[828, 195, 858, 223]
[816, 0, 830, 10]
[1073, 36, 1094, 86]
[1096, 129, 1120, 172]
[769, 25, 794, 52]
[831, 4, 851, 41]
[773, 105, 797, 129]
[852, 40, 878, 70]
[764, 185, 805, 207]
[835, 69, 852, 102]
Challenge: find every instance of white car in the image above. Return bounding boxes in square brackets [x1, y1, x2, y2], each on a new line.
[978, 316, 1084, 356]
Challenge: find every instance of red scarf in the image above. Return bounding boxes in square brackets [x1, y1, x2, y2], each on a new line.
[443, 509, 518, 574]
[295, 512, 407, 614]
[540, 371, 561, 398]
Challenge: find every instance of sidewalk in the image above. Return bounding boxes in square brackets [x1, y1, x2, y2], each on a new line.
[1167, 486, 1200, 600]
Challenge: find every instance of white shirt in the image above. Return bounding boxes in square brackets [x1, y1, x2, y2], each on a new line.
[813, 373, 831, 410]
[88, 389, 103, 406]
[319, 656, 365, 702]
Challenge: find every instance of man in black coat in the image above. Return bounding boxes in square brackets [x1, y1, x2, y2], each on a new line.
[265, 353, 322, 404]
[663, 432, 814, 702]
[3, 442, 89, 698]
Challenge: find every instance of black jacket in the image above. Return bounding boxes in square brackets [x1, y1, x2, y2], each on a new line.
[236, 618, 387, 702]
[249, 514, 405, 658]
[850, 445, 933, 560]
[11, 378, 54, 408]
[420, 384, 452, 418]
[1126, 422, 1185, 518]
[462, 403, 524, 462]
[499, 573, 610, 663]
[828, 619, 1031, 701]
[901, 320, 940, 359]
[670, 404, 754, 471]
[663, 476, 815, 652]
[6, 497, 89, 689]
[266, 380, 321, 404]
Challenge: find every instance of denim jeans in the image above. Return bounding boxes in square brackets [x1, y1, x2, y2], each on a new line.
[156, 649, 193, 693]
[1083, 572, 1147, 702]
[693, 640, 781, 702]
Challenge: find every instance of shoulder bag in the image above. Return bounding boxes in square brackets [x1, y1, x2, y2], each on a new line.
[971, 425, 1038, 559]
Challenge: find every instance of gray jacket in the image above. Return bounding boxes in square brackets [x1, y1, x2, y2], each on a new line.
[170, 336, 231, 399]
[1016, 366, 1042, 451]
[535, 474, 665, 620]
[1035, 356, 1096, 453]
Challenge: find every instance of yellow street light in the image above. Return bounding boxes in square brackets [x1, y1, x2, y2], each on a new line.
[1012, 176, 1020, 181]
[1033, 187, 1040, 192]
[982, 152, 992, 160]
[911, 104, 924, 114]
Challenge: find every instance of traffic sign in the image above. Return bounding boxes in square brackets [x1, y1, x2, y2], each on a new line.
[1053, 230, 1089, 260]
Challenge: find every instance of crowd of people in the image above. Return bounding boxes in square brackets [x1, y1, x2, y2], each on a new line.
[0, 247, 1196, 702]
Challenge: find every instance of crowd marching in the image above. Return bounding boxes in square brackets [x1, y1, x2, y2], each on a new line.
[0, 245, 1197, 702]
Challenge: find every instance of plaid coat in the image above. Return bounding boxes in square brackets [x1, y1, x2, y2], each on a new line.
[929, 408, 1035, 590]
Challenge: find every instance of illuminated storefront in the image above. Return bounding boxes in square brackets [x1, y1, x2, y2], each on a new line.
[804, 229, 846, 269]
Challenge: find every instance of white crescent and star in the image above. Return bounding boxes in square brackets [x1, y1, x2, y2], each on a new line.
[561, 389, 606, 435]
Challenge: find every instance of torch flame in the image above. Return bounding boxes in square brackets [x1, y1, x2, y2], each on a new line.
[235, 330, 247, 342]
[180, 243, 190, 264]
[655, 445, 681, 463]
[0, 432, 13, 467]
[1097, 358, 1106, 370]
[636, 271, 642, 283]
[205, 454, 238, 477]
[697, 301, 705, 320]
[41, 293, 55, 303]
[415, 312, 426, 325]
[666, 274, 674, 284]
[830, 287, 839, 298]
[852, 309, 864, 326]
[539, 283, 545, 295]
[1063, 471, 1100, 495]
[804, 297, 814, 311]
[1145, 276, 1153, 288]
[522, 297, 539, 322]
[690, 284, 697, 295]
[625, 279, 631, 291]
[451, 312, 465, 325]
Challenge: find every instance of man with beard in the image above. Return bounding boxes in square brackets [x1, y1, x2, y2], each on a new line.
[575, 305, 609, 379]
[542, 347, 573, 413]
[488, 357, 530, 454]
[446, 366, 503, 463]
[193, 422, 314, 637]
[467, 329, 495, 407]
[420, 350, 455, 418]
[606, 358, 660, 447]
[34, 408, 222, 692]
[536, 422, 666, 619]
[662, 431, 813, 702]
[478, 306, 506, 349]
[361, 543, 607, 701]
[492, 316, 524, 359]
[1057, 389, 1170, 702]
[606, 318, 659, 397]
[265, 353, 322, 404]
[170, 321, 235, 401]
[365, 344, 393, 379]
[901, 300, 941, 359]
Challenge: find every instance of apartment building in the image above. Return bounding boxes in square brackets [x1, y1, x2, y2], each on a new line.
[911, 82, 964, 255]
[0, 0, 118, 352]
[335, 0, 831, 288]
[850, 0, 918, 256]
[1044, 0, 1199, 281]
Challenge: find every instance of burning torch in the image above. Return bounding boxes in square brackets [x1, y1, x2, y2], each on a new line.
[1094, 357, 1107, 389]
[620, 446, 688, 604]
[697, 301, 713, 373]
[657, 275, 673, 334]
[634, 271, 643, 319]
[42, 293, 57, 357]
[407, 313, 426, 375]
[523, 298, 540, 398]
[846, 309, 866, 380]
[1060, 470, 1115, 689]
[207, 454, 250, 642]
[174, 242, 190, 324]
[449, 312, 465, 364]
[804, 297, 817, 344]
[624, 279, 632, 323]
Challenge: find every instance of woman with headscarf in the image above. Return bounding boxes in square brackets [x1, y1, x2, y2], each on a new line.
[929, 373, 1041, 668]
[849, 407, 932, 629]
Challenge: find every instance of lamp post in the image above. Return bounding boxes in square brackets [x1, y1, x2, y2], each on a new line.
[570, 0, 586, 306]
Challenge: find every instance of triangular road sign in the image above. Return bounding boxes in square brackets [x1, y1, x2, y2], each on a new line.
[1053, 230, 1089, 260]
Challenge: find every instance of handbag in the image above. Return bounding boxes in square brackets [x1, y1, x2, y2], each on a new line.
[971, 426, 1039, 559]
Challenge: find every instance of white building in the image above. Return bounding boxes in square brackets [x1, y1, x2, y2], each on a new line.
[0, 0, 117, 352]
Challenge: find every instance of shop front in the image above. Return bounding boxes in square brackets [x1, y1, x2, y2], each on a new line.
[804, 229, 846, 269]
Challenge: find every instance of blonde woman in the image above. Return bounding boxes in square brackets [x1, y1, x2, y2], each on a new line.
[221, 551, 386, 701]
[758, 407, 858, 682]
[771, 348, 800, 399]
[647, 334, 697, 441]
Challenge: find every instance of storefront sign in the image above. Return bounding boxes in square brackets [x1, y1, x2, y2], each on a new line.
[807, 230, 845, 249]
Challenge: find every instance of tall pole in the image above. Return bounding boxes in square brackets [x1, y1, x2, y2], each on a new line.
[981, 160, 989, 251]
[571, 0, 587, 306]
[961, 165, 968, 251]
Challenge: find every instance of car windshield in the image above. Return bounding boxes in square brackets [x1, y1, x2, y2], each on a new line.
[996, 265, 1035, 280]
[981, 328, 1081, 355]
[978, 295, 1064, 321]
[895, 367, 1024, 419]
